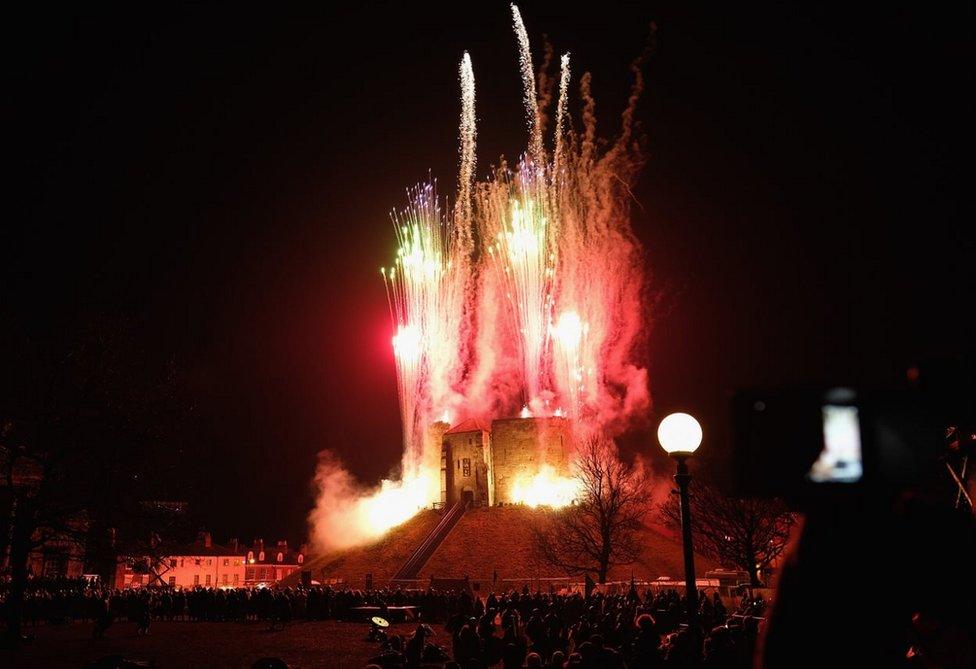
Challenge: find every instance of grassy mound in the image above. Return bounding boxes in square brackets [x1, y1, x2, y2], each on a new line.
[298, 505, 718, 590]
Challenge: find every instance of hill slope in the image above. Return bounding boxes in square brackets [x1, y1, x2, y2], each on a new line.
[298, 509, 441, 586]
[298, 506, 718, 589]
[419, 506, 717, 587]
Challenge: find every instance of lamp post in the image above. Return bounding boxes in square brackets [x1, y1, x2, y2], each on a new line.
[658, 412, 703, 632]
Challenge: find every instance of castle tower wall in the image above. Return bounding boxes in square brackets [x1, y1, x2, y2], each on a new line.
[442, 425, 491, 507]
[490, 417, 572, 505]
[428, 421, 450, 505]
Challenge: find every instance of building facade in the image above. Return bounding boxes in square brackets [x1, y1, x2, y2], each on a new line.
[243, 539, 304, 587]
[117, 534, 304, 589]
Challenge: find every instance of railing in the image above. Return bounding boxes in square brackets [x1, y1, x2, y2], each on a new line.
[391, 499, 469, 581]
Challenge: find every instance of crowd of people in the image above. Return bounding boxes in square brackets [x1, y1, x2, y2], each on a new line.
[2, 576, 768, 667]
[366, 586, 766, 668]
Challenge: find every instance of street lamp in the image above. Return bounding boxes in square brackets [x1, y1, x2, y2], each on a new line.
[658, 412, 702, 632]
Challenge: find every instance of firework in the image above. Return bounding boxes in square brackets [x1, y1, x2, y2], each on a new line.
[383, 182, 471, 501]
[310, 5, 650, 552]
[481, 187, 555, 411]
[456, 51, 476, 234]
[511, 4, 545, 171]
[553, 53, 571, 179]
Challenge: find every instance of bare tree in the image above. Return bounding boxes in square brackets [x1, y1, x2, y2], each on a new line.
[659, 480, 796, 587]
[532, 438, 650, 583]
[112, 500, 195, 587]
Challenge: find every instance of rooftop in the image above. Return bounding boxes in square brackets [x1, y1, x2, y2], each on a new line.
[443, 418, 489, 435]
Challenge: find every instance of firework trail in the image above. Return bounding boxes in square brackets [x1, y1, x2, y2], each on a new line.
[511, 4, 545, 171]
[385, 180, 473, 479]
[552, 53, 571, 180]
[486, 185, 555, 411]
[550, 45, 650, 434]
[551, 308, 587, 418]
[469, 16, 560, 416]
[548, 53, 587, 420]
[534, 36, 556, 141]
[383, 186, 443, 462]
[456, 52, 476, 238]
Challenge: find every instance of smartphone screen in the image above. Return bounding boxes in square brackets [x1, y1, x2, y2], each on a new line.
[808, 404, 863, 483]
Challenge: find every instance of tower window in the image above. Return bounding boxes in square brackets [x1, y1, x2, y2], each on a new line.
[462, 458, 471, 477]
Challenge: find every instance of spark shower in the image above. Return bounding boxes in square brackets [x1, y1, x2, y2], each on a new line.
[310, 5, 649, 554]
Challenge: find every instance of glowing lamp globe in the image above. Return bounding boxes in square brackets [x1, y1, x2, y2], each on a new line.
[657, 412, 702, 456]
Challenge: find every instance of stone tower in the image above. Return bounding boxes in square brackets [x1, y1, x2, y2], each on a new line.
[441, 419, 492, 507]
[489, 416, 572, 505]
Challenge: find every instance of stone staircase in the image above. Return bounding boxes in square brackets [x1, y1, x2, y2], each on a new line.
[390, 499, 469, 582]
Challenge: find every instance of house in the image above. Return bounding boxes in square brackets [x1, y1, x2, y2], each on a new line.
[243, 539, 305, 587]
[117, 533, 304, 589]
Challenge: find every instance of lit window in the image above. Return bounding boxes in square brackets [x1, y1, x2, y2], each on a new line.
[298, 554, 304, 564]
[247, 551, 254, 562]
[258, 551, 265, 562]
[277, 552, 284, 563]
[223, 559, 229, 566]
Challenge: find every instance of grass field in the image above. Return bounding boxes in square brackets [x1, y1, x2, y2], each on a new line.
[0, 619, 426, 669]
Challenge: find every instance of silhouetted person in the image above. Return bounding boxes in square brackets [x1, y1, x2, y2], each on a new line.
[759, 494, 976, 668]
[91, 594, 112, 639]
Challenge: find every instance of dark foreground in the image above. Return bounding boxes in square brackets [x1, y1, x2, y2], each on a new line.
[1, 620, 416, 669]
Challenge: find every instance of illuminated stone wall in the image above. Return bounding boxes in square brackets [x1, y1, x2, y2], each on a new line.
[489, 417, 572, 505]
[443, 428, 491, 507]
[438, 416, 573, 507]
[429, 421, 450, 504]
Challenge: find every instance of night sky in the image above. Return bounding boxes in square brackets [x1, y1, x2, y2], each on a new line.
[7, 3, 973, 547]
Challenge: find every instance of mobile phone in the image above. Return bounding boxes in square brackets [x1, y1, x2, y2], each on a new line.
[808, 399, 863, 483]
